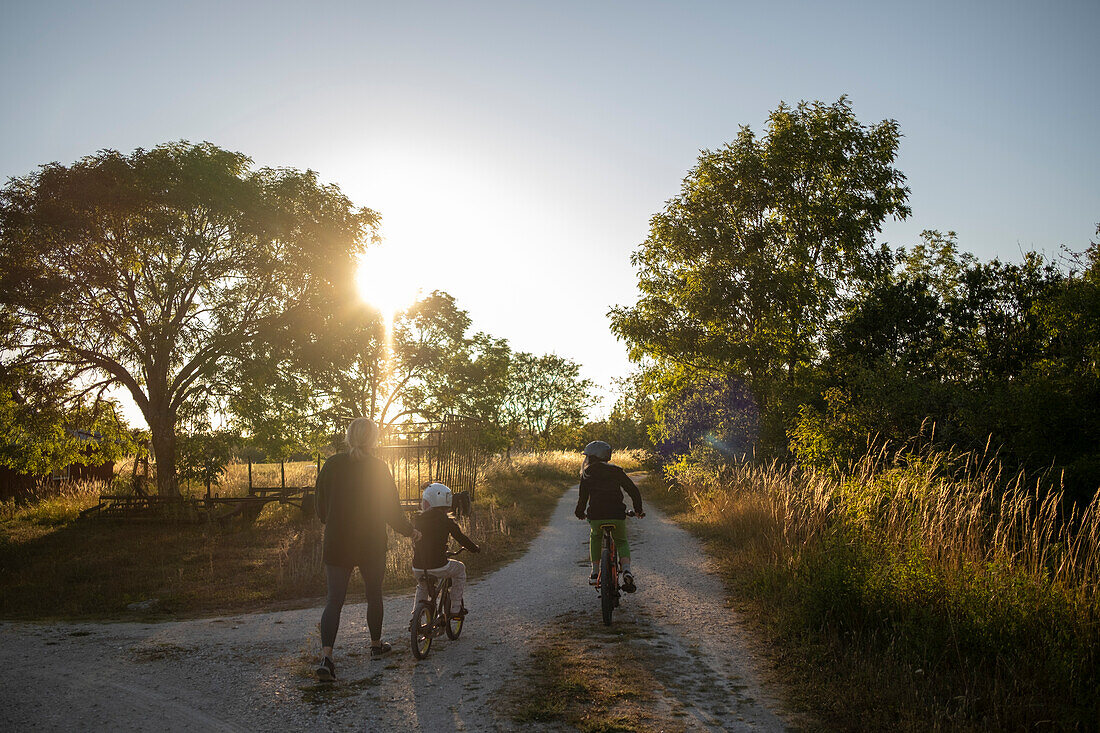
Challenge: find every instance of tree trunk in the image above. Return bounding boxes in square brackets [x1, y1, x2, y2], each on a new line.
[148, 408, 180, 497]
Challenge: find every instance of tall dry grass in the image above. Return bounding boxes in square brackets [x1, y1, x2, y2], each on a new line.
[1, 479, 113, 525]
[661, 446, 1100, 730]
[219, 460, 319, 496]
[670, 448, 1100, 603]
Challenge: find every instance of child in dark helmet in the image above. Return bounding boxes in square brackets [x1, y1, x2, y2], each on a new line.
[574, 441, 645, 592]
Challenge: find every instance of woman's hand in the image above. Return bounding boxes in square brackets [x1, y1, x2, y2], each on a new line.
[411, 529, 423, 543]
[574, 508, 586, 520]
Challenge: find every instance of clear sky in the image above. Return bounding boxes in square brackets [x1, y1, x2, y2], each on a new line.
[2, 0, 1097, 416]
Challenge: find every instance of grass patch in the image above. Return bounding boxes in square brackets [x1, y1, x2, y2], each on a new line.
[0, 451, 587, 621]
[647, 448, 1100, 731]
[0, 500, 326, 619]
[499, 610, 681, 732]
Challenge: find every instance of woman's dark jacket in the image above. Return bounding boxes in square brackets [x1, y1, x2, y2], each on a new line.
[574, 459, 643, 521]
[412, 508, 480, 570]
[315, 452, 414, 568]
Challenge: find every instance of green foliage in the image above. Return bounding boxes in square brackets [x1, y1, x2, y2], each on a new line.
[0, 369, 134, 477]
[788, 388, 873, 472]
[612, 94, 1100, 496]
[227, 342, 329, 462]
[611, 98, 911, 463]
[825, 228, 1100, 499]
[604, 373, 656, 450]
[395, 292, 511, 433]
[250, 284, 586, 454]
[0, 387, 73, 476]
[502, 352, 595, 450]
[227, 290, 482, 456]
[636, 363, 770, 458]
[8, 481, 104, 526]
[175, 430, 236, 492]
[1, 142, 603, 477]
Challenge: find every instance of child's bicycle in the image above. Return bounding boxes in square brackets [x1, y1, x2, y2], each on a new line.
[593, 510, 636, 626]
[410, 548, 466, 660]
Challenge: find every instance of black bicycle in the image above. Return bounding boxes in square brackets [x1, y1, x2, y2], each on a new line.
[410, 548, 466, 660]
[594, 510, 638, 626]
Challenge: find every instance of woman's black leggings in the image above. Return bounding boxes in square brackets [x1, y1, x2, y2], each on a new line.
[320, 554, 386, 648]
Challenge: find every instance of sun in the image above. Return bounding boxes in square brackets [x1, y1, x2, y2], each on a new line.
[355, 245, 422, 317]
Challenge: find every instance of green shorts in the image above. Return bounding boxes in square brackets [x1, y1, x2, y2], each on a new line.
[588, 519, 630, 563]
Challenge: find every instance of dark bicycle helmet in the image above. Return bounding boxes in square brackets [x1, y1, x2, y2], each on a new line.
[583, 440, 612, 462]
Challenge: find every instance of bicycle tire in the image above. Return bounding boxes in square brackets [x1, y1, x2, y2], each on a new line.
[410, 602, 433, 659]
[442, 580, 464, 639]
[600, 545, 615, 625]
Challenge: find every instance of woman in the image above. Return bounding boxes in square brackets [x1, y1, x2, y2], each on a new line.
[314, 417, 418, 681]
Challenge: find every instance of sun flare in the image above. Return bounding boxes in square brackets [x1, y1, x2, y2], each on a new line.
[355, 245, 422, 317]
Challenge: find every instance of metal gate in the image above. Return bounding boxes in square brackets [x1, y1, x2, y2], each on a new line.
[377, 417, 485, 512]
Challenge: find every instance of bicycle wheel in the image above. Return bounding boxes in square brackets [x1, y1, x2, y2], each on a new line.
[600, 544, 615, 626]
[442, 580, 464, 640]
[410, 602, 433, 659]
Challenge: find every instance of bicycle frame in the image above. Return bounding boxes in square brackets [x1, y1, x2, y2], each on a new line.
[410, 547, 465, 659]
[592, 510, 634, 626]
[596, 523, 621, 625]
[597, 525, 620, 590]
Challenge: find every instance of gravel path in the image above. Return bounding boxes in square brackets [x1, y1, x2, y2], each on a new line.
[0, 479, 788, 731]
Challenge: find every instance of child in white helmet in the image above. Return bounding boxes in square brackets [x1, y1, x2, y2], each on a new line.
[411, 482, 481, 619]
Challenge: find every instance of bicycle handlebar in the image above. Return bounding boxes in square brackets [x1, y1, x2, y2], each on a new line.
[579, 510, 643, 519]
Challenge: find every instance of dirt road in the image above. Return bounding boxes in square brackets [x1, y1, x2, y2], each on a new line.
[0, 480, 788, 731]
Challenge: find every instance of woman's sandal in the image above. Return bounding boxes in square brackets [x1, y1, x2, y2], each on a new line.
[370, 641, 392, 660]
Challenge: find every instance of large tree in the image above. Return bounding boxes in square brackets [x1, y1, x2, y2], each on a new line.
[0, 142, 376, 495]
[301, 290, 485, 427]
[379, 291, 475, 426]
[503, 353, 594, 450]
[610, 97, 910, 425]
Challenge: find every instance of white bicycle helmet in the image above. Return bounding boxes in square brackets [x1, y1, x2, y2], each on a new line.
[421, 482, 453, 511]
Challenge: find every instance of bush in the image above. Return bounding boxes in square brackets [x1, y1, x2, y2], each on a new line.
[787, 388, 874, 473]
